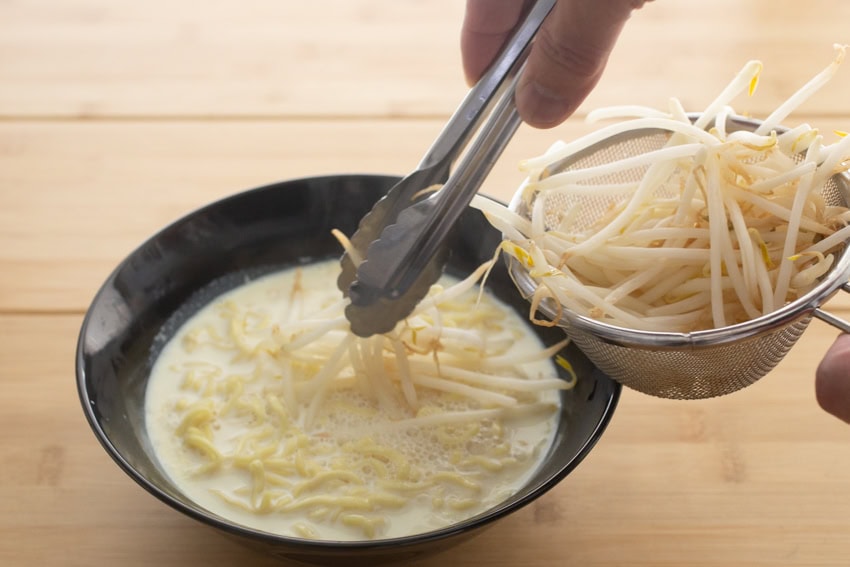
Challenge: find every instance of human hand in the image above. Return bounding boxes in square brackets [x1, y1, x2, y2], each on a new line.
[816, 334, 850, 424]
[461, 0, 651, 129]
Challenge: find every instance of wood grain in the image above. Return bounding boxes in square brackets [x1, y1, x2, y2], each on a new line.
[1, 0, 849, 118]
[3, 0, 850, 565]
[0, 119, 599, 311]
[3, 119, 850, 313]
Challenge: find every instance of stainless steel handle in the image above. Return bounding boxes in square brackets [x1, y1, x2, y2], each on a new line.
[418, 0, 555, 170]
[814, 283, 850, 333]
[388, 77, 525, 297]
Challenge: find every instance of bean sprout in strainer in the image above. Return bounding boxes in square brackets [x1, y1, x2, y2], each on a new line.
[473, 45, 850, 399]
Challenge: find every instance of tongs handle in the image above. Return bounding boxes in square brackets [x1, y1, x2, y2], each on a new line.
[418, 0, 556, 172]
[337, 0, 554, 301]
[343, 0, 555, 337]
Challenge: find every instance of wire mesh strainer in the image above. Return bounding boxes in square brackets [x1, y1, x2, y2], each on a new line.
[508, 115, 850, 399]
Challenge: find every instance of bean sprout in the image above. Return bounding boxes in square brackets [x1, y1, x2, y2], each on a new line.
[474, 45, 850, 332]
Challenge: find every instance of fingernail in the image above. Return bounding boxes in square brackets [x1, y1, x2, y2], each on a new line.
[516, 78, 574, 128]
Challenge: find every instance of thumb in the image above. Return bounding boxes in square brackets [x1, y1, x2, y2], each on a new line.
[517, 0, 649, 128]
[815, 333, 850, 424]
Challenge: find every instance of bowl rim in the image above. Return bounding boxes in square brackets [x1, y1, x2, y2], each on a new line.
[75, 173, 621, 551]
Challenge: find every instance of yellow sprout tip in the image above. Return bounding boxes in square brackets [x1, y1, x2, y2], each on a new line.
[748, 62, 763, 97]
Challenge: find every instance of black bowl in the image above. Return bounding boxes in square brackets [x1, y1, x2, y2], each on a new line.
[76, 174, 620, 566]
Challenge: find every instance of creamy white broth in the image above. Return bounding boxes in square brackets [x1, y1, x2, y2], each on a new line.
[145, 259, 570, 541]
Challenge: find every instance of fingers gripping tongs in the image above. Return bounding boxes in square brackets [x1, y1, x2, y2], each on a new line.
[338, 0, 555, 337]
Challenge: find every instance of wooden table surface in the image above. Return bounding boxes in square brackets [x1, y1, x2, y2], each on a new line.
[3, 1, 850, 565]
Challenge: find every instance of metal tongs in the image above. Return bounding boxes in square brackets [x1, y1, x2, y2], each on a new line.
[338, 0, 555, 337]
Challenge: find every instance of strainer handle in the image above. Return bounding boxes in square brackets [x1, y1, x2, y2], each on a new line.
[813, 283, 850, 333]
